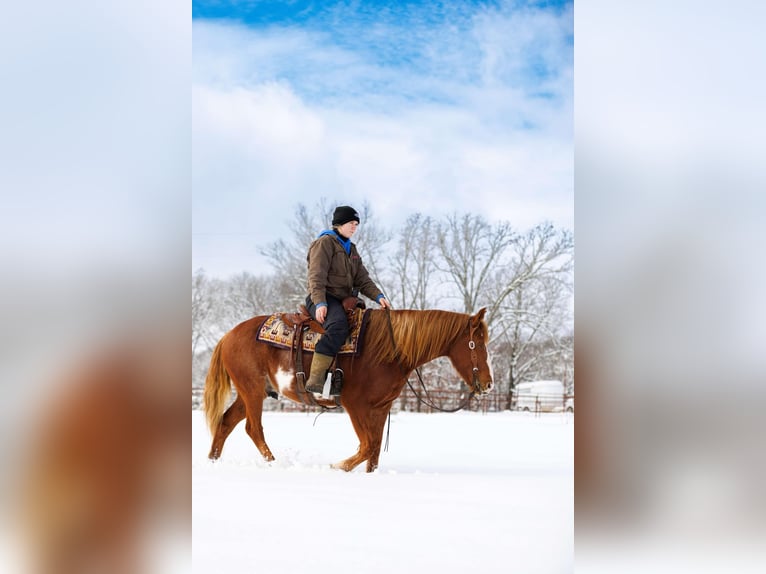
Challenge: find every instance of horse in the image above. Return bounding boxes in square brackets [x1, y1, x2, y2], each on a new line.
[203, 307, 494, 472]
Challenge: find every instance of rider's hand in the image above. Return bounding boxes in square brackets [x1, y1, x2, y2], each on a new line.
[378, 297, 391, 310]
[315, 305, 328, 323]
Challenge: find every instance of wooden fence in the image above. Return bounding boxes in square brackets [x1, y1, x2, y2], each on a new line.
[193, 385, 573, 415]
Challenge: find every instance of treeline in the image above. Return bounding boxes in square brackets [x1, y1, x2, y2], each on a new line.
[193, 200, 574, 410]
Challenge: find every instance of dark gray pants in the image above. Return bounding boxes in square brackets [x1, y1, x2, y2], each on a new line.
[305, 295, 349, 356]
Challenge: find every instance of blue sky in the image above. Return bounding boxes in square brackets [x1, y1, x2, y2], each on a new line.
[193, 0, 573, 277]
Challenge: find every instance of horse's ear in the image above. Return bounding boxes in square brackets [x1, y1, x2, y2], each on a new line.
[472, 307, 487, 324]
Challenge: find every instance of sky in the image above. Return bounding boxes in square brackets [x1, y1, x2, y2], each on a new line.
[193, 0, 573, 278]
[192, 409, 573, 573]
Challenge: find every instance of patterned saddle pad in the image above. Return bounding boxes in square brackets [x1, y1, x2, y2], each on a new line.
[256, 308, 370, 355]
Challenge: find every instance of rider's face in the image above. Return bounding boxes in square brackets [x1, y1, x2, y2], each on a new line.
[337, 221, 359, 239]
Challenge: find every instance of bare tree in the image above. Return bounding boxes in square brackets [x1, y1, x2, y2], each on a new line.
[435, 213, 516, 314]
[389, 213, 438, 309]
[259, 201, 329, 309]
[490, 272, 574, 408]
[216, 272, 279, 329]
[192, 268, 224, 390]
[484, 222, 574, 327]
[192, 268, 213, 357]
[350, 201, 393, 302]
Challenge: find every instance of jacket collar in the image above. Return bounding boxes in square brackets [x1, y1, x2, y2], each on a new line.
[318, 229, 352, 255]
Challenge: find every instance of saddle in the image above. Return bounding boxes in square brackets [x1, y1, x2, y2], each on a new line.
[341, 295, 366, 321]
[280, 305, 325, 334]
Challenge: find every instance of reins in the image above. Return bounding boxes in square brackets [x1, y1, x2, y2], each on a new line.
[406, 367, 476, 413]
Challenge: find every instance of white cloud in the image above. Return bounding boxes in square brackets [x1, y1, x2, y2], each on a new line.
[193, 3, 572, 277]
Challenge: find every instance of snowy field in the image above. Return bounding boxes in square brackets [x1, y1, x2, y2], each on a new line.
[193, 409, 573, 573]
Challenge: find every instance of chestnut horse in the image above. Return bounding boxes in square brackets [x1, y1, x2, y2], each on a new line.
[204, 307, 494, 472]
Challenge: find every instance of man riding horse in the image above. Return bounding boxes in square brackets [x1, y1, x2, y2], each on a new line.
[304, 205, 391, 394]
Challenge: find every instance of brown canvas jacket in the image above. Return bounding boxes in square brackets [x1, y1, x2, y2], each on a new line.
[306, 233, 382, 306]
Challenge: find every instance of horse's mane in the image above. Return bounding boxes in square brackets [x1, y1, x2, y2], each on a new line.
[365, 309, 478, 369]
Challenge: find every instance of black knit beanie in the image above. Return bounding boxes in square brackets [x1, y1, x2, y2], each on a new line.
[332, 205, 361, 226]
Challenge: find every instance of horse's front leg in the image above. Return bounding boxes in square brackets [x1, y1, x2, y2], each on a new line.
[331, 404, 370, 472]
[330, 447, 368, 472]
[364, 405, 393, 472]
[332, 402, 393, 473]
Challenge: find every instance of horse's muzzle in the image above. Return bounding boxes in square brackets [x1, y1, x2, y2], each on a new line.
[472, 370, 493, 394]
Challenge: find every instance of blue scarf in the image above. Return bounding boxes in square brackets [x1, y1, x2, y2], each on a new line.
[318, 229, 351, 255]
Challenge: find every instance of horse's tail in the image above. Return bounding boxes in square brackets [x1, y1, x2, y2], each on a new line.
[203, 335, 231, 435]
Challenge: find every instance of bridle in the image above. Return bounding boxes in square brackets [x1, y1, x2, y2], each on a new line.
[467, 320, 483, 394]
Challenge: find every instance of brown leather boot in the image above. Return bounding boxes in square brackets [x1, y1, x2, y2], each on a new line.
[305, 353, 334, 393]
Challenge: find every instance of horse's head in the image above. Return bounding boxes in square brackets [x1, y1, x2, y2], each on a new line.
[448, 307, 494, 395]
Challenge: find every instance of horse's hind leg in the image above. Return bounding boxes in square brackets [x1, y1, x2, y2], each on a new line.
[208, 394, 246, 460]
[242, 391, 275, 462]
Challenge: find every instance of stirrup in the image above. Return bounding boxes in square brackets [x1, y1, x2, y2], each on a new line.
[308, 370, 343, 398]
[329, 368, 343, 396]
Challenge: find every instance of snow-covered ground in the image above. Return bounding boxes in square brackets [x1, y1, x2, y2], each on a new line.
[193, 409, 573, 573]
